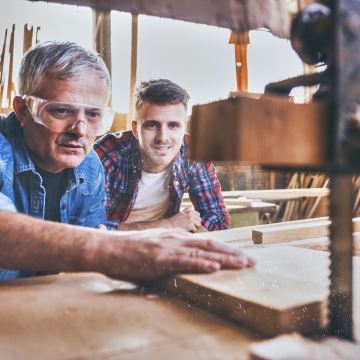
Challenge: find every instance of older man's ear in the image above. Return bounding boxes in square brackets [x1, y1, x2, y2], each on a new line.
[12, 96, 29, 128]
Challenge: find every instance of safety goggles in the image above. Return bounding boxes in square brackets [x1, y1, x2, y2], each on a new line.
[22, 95, 115, 136]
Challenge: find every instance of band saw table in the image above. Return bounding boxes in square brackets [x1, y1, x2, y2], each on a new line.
[1, 243, 360, 360]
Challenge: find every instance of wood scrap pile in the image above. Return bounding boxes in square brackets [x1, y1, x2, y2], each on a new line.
[271, 172, 329, 222]
[0, 24, 40, 114]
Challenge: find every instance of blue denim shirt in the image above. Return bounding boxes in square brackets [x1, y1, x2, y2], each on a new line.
[0, 112, 106, 280]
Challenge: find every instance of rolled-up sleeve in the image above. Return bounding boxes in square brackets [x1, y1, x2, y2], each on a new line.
[188, 162, 230, 231]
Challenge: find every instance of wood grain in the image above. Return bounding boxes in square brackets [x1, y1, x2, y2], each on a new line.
[249, 332, 360, 360]
[252, 218, 360, 244]
[190, 96, 329, 169]
[232, 188, 330, 200]
[29, 0, 291, 38]
[0, 273, 262, 360]
[157, 246, 332, 337]
[193, 217, 329, 243]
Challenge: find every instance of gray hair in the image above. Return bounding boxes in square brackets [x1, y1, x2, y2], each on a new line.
[18, 41, 111, 98]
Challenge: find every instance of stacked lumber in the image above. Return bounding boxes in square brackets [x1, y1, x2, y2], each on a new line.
[1, 24, 40, 114]
[272, 172, 329, 222]
[194, 217, 360, 256]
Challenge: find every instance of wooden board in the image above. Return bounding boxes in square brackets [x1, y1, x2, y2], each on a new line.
[31, 0, 291, 38]
[253, 218, 360, 244]
[190, 96, 329, 169]
[231, 188, 330, 200]
[156, 246, 331, 337]
[193, 217, 329, 243]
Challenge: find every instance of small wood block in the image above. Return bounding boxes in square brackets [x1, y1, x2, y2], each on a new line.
[252, 221, 331, 244]
[249, 333, 311, 360]
[249, 332, 360, 360]
[156, 247, 330, 336]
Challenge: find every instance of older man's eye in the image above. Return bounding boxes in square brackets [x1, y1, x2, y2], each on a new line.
[48, 107, 72, 118]
[86, 111, 102, 122]
[169, 122, 180, 129]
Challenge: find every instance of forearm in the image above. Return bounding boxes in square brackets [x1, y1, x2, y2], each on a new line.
[117, 218, 172, 231]
[0, 211, 255, 282]
[0, 211, 104, 274]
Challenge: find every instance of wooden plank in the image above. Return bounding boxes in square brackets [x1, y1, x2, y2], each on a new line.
[183, 191, 258, 199]
[157, 246, 330, 337]
[29, 0, 291, 38]
[253, 221, 330, 244]
[252, 218, 360, 244]
[193, 217, 329, 243]
[190, 96, 329, 169]
[232, 188, 330, 200]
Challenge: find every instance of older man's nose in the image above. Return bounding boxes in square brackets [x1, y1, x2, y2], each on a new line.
[68, 119, 87, 137]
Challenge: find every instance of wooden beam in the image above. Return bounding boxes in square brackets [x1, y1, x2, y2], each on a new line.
[252, 218, 360, 244]
[29, 0, 291, 38]
[253, 220, 331, 244]
[193, 217, 329, 243]
[190, 96, 330, 169]
[126, 14, 138, 130]
[231, 188, 330, 200]
[93, 10, 112, 106]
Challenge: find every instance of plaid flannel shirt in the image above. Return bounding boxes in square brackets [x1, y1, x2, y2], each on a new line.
[94, 130, 230, 231]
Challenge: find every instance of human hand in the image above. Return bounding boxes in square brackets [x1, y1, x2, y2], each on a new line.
[168, 208, 202, 232]
[97, 228, 256, 282]
[96, 224, 107, 230]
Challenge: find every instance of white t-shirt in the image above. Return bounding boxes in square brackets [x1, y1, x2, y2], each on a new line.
[125, 167, 171, 223]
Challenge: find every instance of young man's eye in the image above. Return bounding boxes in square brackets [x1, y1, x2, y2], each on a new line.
[145, 122, 157, 129]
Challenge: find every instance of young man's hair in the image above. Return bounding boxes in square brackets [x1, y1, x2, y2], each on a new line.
[134, 79, 190, 118]
[18, 41, 111, 99]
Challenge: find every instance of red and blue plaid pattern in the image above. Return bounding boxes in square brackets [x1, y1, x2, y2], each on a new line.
[94, 131, 230, 231]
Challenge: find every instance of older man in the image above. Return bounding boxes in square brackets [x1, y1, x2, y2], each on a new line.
[0, 41, 254, 281]
[95, 79, 229, 232]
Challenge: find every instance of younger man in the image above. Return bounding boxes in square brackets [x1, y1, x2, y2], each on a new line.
[95, 79, 229, 232]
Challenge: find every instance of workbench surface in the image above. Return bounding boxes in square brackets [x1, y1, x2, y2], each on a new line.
[0, 272, 265, 360]
[1, 245, 360, 359]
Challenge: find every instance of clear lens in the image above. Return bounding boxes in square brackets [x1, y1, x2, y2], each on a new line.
[23, 95, 114, 136]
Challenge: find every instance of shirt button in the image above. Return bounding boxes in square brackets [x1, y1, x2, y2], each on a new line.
[62, 204, 67, 210]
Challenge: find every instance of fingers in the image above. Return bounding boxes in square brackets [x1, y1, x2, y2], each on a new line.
[165, 255, 221, 274]
[163, 249, 254, 275]
[186, 248, 254, 269]
[181, 239, 256, 268]
[96, 224, 107, 230]
[181, 208, 202, 232]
